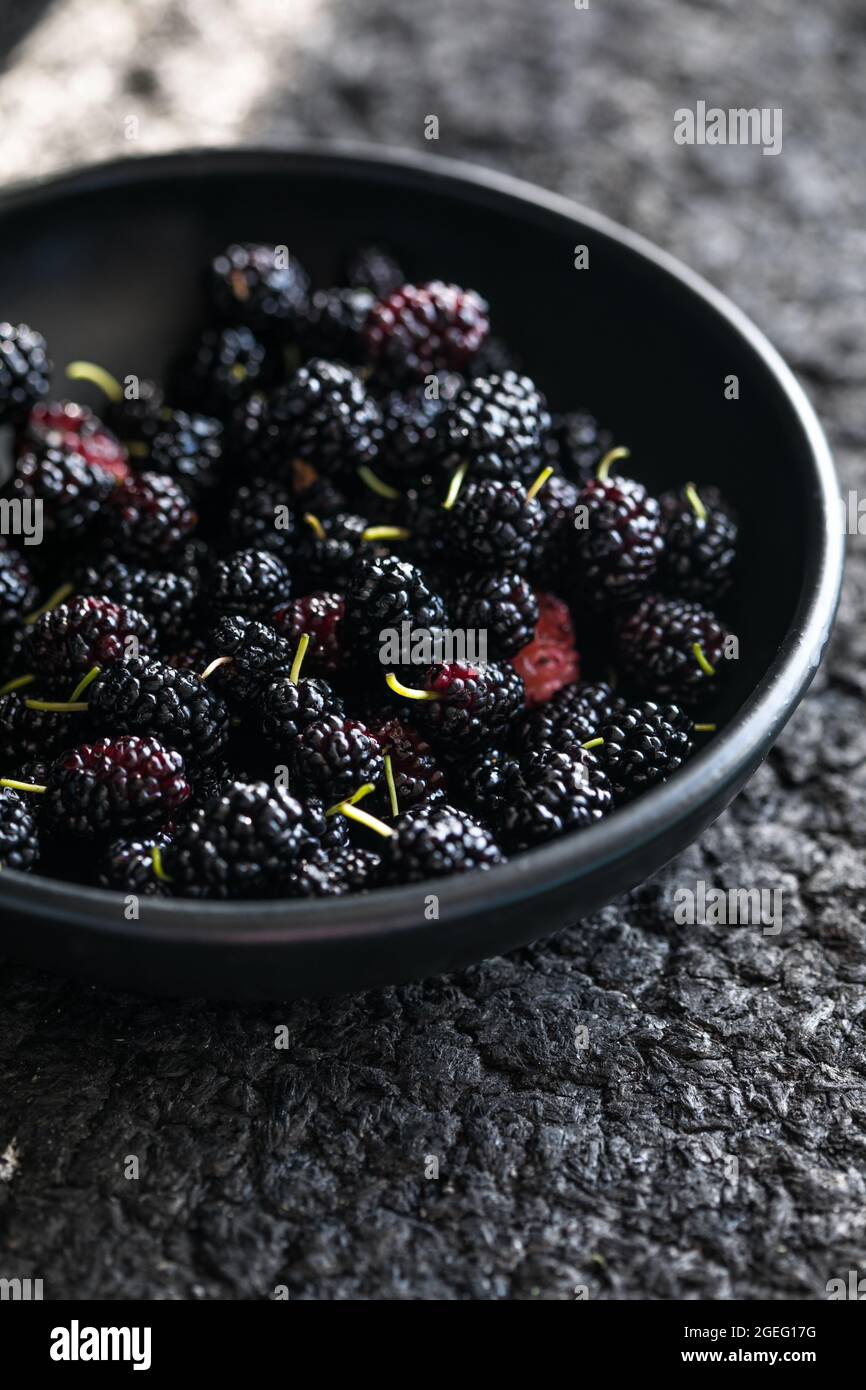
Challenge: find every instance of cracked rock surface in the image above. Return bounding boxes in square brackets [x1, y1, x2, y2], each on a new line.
[0, 0, 863, 1299]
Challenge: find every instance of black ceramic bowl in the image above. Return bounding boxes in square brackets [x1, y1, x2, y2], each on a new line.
[0, 146, 842, 999]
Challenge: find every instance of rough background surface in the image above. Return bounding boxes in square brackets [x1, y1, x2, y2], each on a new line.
[0, 0, 864, 1301]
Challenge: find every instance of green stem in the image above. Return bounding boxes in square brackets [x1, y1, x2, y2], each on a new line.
[289, 634, 309, 685]
[442, 461, 469, 511]
[65, 360, 124, 403]
[596, 446, 630, 482]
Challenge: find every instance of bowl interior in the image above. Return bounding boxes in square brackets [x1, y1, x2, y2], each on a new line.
[2, 153, 803, 740]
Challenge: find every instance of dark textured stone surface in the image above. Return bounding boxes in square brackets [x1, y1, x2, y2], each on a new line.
[0, 0, 864, 1300]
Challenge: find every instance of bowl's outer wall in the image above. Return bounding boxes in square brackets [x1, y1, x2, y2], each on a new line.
[0, 149, 842, 998]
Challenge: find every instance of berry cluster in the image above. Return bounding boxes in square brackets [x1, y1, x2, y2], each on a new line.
[0, 247, 736, 899]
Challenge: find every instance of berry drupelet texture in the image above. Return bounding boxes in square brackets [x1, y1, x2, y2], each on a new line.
[287, 845, 381, 897]
[0, 546, 38, 628]
[257, 674, 345, 749]
[9, 445, 114, 534]
[0, 691, 74, 766]
[170, 325, 273, 417]
[412, 660, 525, 753]
[544, 410, 613, 484]
[269, 358, 382, 474]
[573, 470, 664, 607]
[206, 548, 290, 620]
[597, 701, 694, 803]
[226, 475, 294, 556]
[0, 787, 39, 871]
[97, 836, 170, 896]
[296, 512, 370, 588]
[105, 471, 197, 559]
[28, 400, 130, 482]
[499, 747, 613, 851]
[23, 595, 157, 679]
[343, 555, 448, 666]
[659, 484, 738, 600]
[0, 322, 51, 424]
[137, 409, 224, 497]
[209, 243, 311, 332]
[166, 781, 306, 898]
[438, 371, 550, 472]
[88, 657, 230, 762]
[450, 571, 539, 659]
[45, 736, 191, 837]
[616, 594, 727, 703]
[449, 478, 545, 574]
[78, 557, 200, 648]
[513, 679, 623, 756]
[381, 804, 505, 884]
[365, 713, 446, 813]
[273, 591, 344, 678]
[365, 281, 490, 381]
[293, 715, 385, 802]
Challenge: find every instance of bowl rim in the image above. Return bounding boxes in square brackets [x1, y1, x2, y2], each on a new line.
[0, 141, 844, 945]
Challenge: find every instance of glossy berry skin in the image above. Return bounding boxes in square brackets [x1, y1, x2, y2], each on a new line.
[271, 359, 382, 474]
[616, 594, 727, 703]
[288, 845, 381, 898]
[296, 512, 369, 588]
[273, 591, 344, 678]
[342, 556, 448, 666]
[45, 736, 191, 837]
[226, 475, 294, 556]
[293, 715, 385, 803]
[297, 796, 350, 858]
[381, 804, 505, 884]
[209, 243, 311, 332]
[659, 485, 738, 600]
[257, 675, 345, 749]
[166, 781, 307, 899]
[28, 401, 130, 482]
[531, 472, 580, 583]
[438, 371, 550, 471]
[78, 556, 200, 648]
[206, 549, 290, 620]
[0, 692, 74, 766]
[0, 546, 38, 628]
[170, 325, 272, 417]
[463, 746, 523, 823]
[597, 702, 694, 804]
[9, 445, 114, 535]
[364, 713, 446, 813]
[499, 747, 613, 851]
[573, 473, 664, 607]
[450, 571, 539, 660]
[89, 657, 230, 762]
[97, 836, 169, 896]
[23, 595, 157, 679]
[414, 661, 525, 754]
[449, 478, 545, 574]
[0, 787, 39, 871]
[139, 410, 224, 497]
[377, 374, 462, 476]
[209, 613, 294, 681]
[105, 471, 197, 559]
[365, 281, 489, 382]
[0, 322, 51, 424]
[513, 680, 623, 757]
